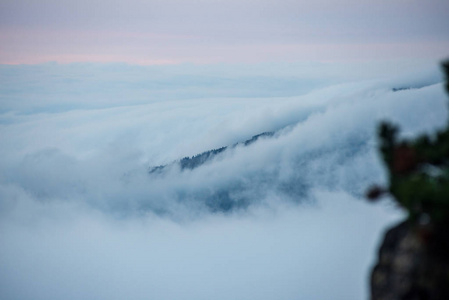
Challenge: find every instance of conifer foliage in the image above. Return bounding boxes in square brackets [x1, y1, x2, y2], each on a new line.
[368, 61, 449, 224]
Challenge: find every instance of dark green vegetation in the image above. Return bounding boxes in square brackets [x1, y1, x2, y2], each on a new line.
[368, 61, 449, 224]
[149, 131, 274, 173]
[369, 61, 449, 300]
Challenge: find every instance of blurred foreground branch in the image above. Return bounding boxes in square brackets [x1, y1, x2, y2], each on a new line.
[369, 61, 449, 300]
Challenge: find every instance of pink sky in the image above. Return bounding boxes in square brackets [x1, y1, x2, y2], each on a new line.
[1, 0, 448, 64]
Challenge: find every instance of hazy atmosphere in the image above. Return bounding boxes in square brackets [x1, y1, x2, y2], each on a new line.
[1, 0, 448, 64]
[1, 1, 448, 300]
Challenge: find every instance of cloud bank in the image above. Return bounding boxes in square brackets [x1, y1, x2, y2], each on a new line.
[0, 60, 447, 299]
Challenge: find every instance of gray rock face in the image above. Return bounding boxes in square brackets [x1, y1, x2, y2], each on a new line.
[371, 220, 449, 300]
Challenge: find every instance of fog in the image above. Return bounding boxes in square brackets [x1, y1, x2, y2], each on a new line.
[0, 60, 447, 299]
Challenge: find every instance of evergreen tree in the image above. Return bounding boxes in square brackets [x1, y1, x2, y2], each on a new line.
[368, 61, 449, 224]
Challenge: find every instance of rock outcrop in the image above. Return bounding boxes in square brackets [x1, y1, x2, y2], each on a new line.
[371, 220, 449, 300]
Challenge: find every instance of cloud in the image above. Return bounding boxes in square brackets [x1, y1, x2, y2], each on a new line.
[0, 60, 447, 299]
[1, 61, 447, 216]
[0, 191, 403, 300]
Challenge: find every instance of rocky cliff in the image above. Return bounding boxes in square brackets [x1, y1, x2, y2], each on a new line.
[371, 220, 449, 300]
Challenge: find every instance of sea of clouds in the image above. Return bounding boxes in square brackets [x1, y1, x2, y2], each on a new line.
[0, 60, 447, 300]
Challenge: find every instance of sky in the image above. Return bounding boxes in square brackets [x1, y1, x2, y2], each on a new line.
[0, 0, 448, 64]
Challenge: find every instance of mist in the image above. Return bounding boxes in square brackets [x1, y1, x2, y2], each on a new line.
[0, 60, 447, 299]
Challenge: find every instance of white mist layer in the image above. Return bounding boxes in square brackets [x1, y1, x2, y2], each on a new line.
[0, 60, 447, 299]
[0, 192, 402, 300]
